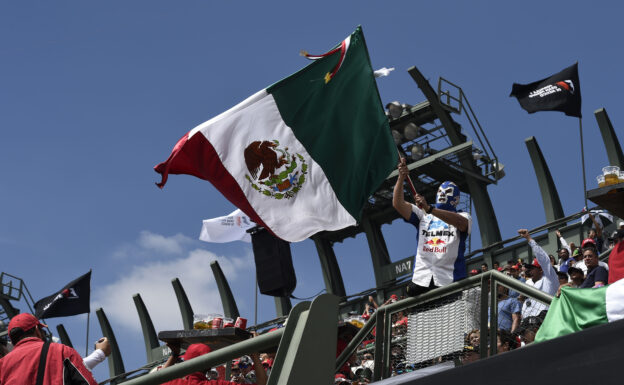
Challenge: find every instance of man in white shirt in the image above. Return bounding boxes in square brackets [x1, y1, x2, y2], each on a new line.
[517, 229, 559, 319]
[393, 158, 472, 296]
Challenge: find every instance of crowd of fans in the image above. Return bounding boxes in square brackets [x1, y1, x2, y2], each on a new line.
[1, 217, 622, 384]
[334, 217, 624, 381]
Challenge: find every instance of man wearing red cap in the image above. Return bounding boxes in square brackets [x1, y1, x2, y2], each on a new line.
[160, 343, 267, 385]
[0, 313, 98, 385]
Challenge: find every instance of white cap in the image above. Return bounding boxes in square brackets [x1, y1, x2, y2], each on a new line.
[619, 221, 624, 228]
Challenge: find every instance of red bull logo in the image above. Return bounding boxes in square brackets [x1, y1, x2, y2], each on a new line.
[424, 237, 446, 246]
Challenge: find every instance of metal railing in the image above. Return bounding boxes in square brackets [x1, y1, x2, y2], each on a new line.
[336, 270, 552, 382]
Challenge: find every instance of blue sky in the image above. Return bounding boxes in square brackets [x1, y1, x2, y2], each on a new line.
[2, 1, 623, 380]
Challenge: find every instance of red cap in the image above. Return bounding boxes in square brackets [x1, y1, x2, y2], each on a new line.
[183, 343, 211, 361]
[390, 294, 398, 301]
[470, 269, 479, 274]
[512, 264, 520, 270]
[497, 267, 503, 271]
[8, 313, 47, 333]
[581, 238, 597, 248]
[532, 259, 541, 268]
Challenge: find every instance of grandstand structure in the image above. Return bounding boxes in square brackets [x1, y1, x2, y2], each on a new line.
[2, 65, 624, 384]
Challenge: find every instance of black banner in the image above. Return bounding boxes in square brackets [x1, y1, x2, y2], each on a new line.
[510, 63, 581, 118]
[34, 271, 91, 319]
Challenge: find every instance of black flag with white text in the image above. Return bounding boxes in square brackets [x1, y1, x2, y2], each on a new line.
[510, 63, 581, 118]
[34, 271, 91, 319]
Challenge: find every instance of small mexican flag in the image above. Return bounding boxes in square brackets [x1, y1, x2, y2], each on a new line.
[534, 278, 624, 342]
[155, 27, 397, 242]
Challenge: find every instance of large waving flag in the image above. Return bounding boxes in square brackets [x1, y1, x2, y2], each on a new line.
[155, 27, 397, 242]
[534, 278, 624, 343]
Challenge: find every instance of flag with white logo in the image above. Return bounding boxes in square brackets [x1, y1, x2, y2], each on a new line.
[510, 63, 581, 118]
[199, 209, 254, 243]
[34, 271, 91, 319]
[154, 27, 397, 242]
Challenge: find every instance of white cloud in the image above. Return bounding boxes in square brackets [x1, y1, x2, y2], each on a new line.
[110, 231, 196, 259]
[137, 231, 193, 255]
[93, 234, 253, 333]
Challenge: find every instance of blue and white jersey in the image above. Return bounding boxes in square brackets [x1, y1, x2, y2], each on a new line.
[407, 203, 472, 287]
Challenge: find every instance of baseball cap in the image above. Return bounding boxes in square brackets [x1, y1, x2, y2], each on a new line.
[469, 269, 479, 275]
[572, 249, 580, 257]
[182, 343, 212, 361]
[518, 316, 542, 333]
[567, 266, 583, 276]
[581, 238, 596, 248]
[524, 259, 540, 269]
[8, 313, 47, 333]
[390, 294, 399, 301]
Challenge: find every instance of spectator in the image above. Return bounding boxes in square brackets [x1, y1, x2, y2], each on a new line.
[573, 238, 609, 275]
[503, 264, 524, 298]
[493, 262, 500, 271]
[469, 269, 479, 277]
[556, 272, 569, 287]
[0, 313, 98, 385]
[587, 213, 604, 253]
[579, 246, 608, 288]
[567, 267, 585, 287]
[393, 158, 471, 296]
[555, 230, 573, 273]
[517, 229, 559, 317]
[481, 263, 488, 273]
[497, 329, 516, 353]
[517, 316, 542, 346]
[496, 286, 521, 332]
[608, 229, 624, 283]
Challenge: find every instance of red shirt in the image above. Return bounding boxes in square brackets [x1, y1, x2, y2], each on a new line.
[0, 337, 98, 385]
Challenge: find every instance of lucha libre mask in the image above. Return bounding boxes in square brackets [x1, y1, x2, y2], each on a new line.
[435, 181, 460, 212]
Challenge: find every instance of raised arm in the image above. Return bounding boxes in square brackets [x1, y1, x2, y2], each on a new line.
[393, 157, 413, 220]
[556, 230, 571, 254]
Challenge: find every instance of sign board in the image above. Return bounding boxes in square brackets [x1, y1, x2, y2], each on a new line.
[382, 256, 415, 283]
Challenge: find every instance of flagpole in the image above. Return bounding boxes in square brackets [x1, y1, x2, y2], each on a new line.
[579, 117, 588, 209]
[85, 312, 90, 356]
[254, 275, 258, 328]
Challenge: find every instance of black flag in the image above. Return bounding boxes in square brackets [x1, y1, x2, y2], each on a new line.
[510, 63, 581, 118]
[34, 271, 91, 319]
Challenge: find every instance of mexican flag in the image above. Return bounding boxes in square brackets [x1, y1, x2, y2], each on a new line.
[154, 27, 397, 242]
[534, 278, 624, 342]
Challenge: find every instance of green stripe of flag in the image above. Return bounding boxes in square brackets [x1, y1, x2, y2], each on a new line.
[534, 285, 609, 343]
[267, 26, 397, 220]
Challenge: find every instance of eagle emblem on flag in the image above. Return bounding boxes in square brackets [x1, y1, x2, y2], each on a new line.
[244, 140, 307, 200]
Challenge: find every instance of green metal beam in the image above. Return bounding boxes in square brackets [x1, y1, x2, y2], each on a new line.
[210, 261, 240, 319]
[311, 234, 346, 297]
[525, 136, 565, 223]
[268, 294, 339, 385]
[408, 66, 502, 248]
[171, 278, 194, 330]
[361, 212, 393, 290]
[55, 324, 73, 348]
[594, 108, 624, 168]
[96, 308, 126, 379]
[133, 294, 160, 363]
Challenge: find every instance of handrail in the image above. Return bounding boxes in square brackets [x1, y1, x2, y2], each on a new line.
[335, 270, 553, 376]
[465, 207, 596, 259]
[120, 329, 283, 385]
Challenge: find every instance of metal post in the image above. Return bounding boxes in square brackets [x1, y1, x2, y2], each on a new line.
[479, 275, 488, 359]
[579, 118, 588, 209]
[85, 312, 90, 356]
[489, 278, 497, 357]
[373, 307, 385, 382]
